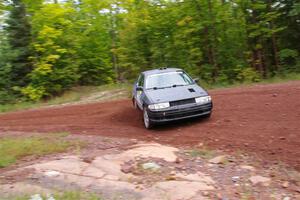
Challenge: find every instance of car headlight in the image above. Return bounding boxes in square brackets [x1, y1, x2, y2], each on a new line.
[148, 102, 170, 110]
[195, 96, 212, 104]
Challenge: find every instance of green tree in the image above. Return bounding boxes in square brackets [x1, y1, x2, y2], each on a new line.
[5, 0, 32, 87]
[74, 0, 115, 85]
[22, 3, 80, 100]
[0, 0, 299, 102]
[0, 33, 18, 103]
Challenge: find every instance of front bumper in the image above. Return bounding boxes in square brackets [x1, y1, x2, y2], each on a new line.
[147, 102, 213, 123]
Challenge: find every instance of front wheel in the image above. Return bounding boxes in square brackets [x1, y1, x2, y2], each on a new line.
[133, 98, 138, 109]
[143, 108, 154, 129]
[203, 112, 211, 119]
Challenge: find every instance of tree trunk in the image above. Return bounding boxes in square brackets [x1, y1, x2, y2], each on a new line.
[257, 48, 265, 77]
[110, 6, 119, 82]
[246, 0, 266, 77]
[267, 0, 280, 72]
[270, 21, 280, 71]
[192, 0, 218, 81]
[207, 0, 218, 81]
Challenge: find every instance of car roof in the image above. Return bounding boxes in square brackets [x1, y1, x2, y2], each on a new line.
[142, 68, 183, 76]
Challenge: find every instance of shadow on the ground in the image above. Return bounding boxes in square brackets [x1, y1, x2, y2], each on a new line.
[151, 116, 212, 133]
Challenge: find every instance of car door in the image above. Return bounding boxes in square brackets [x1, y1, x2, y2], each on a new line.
[135, 74, 145, 109]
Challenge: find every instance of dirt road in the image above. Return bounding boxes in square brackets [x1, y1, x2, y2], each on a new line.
[0, 81, 299, 170]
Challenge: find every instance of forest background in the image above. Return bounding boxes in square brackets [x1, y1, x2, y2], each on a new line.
[0, 0, 299, 103]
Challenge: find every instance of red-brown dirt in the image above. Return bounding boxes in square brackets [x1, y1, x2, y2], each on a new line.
[0, 81, 299, 170]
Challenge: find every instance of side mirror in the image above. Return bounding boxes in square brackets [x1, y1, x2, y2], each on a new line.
[136, 86, 143, 91]
[193, 78, 199, 83]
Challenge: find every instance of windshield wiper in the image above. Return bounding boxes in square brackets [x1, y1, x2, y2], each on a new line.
[147, 86, 170, 90]
[147, 87, 168, 90]
[147, 84, 186, 90]
[147, 87, 159, 90]
[172, 84, 185, 87]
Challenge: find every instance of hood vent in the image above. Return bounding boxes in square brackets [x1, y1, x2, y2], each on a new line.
[188, 88, 195, 93]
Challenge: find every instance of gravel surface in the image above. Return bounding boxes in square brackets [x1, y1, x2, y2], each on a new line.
[0, 81, 299, 170]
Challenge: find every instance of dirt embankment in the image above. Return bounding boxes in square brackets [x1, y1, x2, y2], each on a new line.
[0, 81, 299, 170]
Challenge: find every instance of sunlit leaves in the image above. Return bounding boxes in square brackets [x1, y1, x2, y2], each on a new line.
[1, 0, 300, 102]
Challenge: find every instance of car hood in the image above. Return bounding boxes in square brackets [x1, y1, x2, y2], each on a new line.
[145, 84, 208, 104]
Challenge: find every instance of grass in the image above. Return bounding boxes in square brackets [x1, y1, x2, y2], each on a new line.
[0, 132, 80, 168]
[260, 72, 300, 84]
[0, 101, 43, 113]
[201, 72, 300, 89]
[53, 191, 102, 200]
[7, 191, 102, 200]
[0, 84, 132, 113]
[185, 147, 216, 159]
[47, 84, 131, 105]
[239, 184, 255, 200]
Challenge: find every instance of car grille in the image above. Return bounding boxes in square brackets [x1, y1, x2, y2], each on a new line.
[147, 103, 213, 121]
[170, 98, 195, 107]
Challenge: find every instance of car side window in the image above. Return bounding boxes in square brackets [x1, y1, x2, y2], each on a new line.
[137, 74, 144, 87]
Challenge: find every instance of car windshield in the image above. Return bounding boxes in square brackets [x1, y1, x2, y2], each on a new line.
[145, 71, 194, 89]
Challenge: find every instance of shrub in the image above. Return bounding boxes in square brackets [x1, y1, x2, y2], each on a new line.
[21, 85, 46, 101]
[237, 67, 261, 83]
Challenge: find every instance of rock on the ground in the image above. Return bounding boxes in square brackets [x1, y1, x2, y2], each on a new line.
[240, 165, 256, 171]
[249, 175, 271, 186]
[202, 191, 209, 197]
[231, 176, 240, 183]
[103, 175, 119, 181]
[82, 166, 105, 178]
[121, 164, 133, 174]
[44, 171, 61, 177]
[142, 162, 161, 171]
[216, 193, 223, 199]
[282, 181, 289, 188]
[209, 156, 227, 164]
[92, 157, 123, 177]
[145, 181, 214, 200]
[29, 194, 43, 200]
[28, 156, 89, 175]
[175, 173, 215, 185]
[175, 157, 183, 164]
[120, 143, 179, 162]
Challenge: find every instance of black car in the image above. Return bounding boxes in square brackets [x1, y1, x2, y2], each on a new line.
[132, 68, 213, 128]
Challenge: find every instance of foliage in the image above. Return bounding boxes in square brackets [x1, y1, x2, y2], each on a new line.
[0, 0, 299, 102]
[0, 83, 131, 113]
[74, 0, 115, 85]
[0, 134, 72, 168]
[54, 191, 102, 200]
[5, 0, 32, 87]
[22, 3, 81, 100]
[0, 38, 14, 103]
[7, 191, 102, 200]
[279, 49, 299, 70]
[236, 67, 261, 83]
[186, 147, 216, 159]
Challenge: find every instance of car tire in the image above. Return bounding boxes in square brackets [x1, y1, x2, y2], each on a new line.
[203, 112, 211, 118]
[133, 98, 138, 109]
[143, 107, 153, 129]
